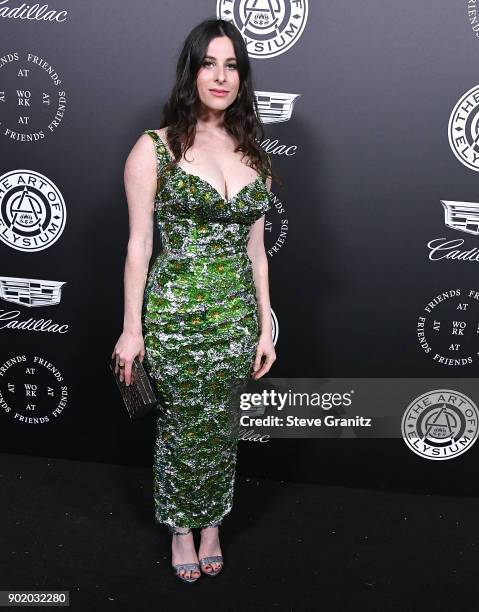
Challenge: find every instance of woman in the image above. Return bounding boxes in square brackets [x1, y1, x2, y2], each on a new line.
[112, 18, 276, 583]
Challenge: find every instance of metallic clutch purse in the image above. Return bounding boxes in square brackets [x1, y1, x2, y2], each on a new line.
[110, 355, 159, 419]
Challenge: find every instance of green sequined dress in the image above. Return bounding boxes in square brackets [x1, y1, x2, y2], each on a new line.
[141, 129, 271, 530]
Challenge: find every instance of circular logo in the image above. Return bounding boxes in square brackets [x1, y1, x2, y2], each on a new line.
[264, 190, 289, 258]
[448, 83, 479, 172]
[270, 307, 279, 346]
[401, 389, 479, 460]
[466, 2, 479, 40]
[0, 354, 69, 424]
[217, 0, 308, 59]
[0, 169, 67, 252]
[416, 288, 479, 367]
[0, 51, 67, 141]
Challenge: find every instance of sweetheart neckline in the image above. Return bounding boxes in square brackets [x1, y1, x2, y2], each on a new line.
[153, 131, 264, 203]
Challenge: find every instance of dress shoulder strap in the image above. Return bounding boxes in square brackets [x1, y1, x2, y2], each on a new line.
[143, 129, 170, 177]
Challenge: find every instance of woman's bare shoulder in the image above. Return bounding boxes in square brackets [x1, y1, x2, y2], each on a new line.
[124, 129, 158, 179]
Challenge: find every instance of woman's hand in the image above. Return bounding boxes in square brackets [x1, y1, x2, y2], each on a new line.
[251, 331, 276, 380]
[111, 330, 145, 385]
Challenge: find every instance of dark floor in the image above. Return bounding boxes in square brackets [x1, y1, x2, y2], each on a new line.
[0, 451, 477, 611]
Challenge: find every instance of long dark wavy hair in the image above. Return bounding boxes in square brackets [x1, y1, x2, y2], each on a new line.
[159, 18, 280, 187]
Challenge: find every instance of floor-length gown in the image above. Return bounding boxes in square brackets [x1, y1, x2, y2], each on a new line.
[141, 129, 271, 529]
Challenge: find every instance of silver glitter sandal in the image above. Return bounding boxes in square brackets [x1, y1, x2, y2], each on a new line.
[168, 526, 201, 583]
[199, 522, 224, 577]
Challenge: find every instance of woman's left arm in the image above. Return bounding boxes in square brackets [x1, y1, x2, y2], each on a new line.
[247, 175, 276, 380]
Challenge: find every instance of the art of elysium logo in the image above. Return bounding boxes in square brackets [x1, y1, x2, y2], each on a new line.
[217, 0, 308, 58]
[448, 83, 479, 172]
[0, 169, 66, 252]
[401, 389, 479, 460]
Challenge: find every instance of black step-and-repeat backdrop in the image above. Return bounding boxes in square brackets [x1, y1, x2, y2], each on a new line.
[1, 2, 479, 493]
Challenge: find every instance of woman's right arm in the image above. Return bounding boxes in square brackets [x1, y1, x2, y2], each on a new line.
[111, 133, 157, 385]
